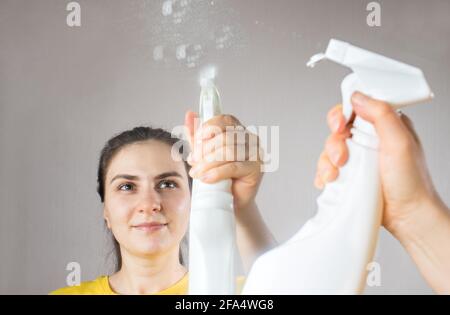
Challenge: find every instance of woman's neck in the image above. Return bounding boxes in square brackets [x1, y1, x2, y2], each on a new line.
[109, 248, 187, 295]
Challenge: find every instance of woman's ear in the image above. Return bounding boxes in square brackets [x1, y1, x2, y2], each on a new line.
[103, 206, 111, 229]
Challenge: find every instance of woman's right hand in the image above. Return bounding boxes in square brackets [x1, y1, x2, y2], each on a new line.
[315, 92, 447, 239]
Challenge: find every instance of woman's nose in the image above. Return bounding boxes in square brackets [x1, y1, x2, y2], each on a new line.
[137, 190, 162, 213]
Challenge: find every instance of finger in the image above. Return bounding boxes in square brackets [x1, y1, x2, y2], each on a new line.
[190, 142, 262, 178]
[195, 114, 244, 141]
[316, 152, 339, 184]
[327, 104, 346, 133]
[193, 130, 247, 161]
[189, 159, 229, 179]
[184, 110, 199, 149]
[325, 131, 351, 167]
[197, 161, 260, 184]
[193, 130, 255, 162]
[314, 173, 325, 190]
[203, 144, 253, 164]
[399, 112, 421, 145]
[351, 92, 414, 152]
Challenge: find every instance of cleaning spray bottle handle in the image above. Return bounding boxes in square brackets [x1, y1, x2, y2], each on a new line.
[341, 73, 380, 145]
[341, 73, 364, 124]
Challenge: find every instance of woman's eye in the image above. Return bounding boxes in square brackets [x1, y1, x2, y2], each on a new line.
[118, 183, 134, 191]
[158, 180, 177, 190]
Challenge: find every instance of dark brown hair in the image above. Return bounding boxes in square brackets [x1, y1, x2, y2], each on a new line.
[97, 126, 192, 272]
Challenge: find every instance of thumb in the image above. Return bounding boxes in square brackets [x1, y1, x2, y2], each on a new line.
[351, 92, 413, 151]
[184, 110, 199, 149]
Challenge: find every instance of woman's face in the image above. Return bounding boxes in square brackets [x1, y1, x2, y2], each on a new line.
[103, 140, 191, 259]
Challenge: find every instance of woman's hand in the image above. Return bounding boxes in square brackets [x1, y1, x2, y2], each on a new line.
[185, 111, 276, 273]
[315, 92, 443, 235]
[184, 111, 264, 213]
[316, 92, 450, 293]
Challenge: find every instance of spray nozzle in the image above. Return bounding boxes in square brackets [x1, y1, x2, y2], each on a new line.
[199, 66, 222, 123]
[200, 66, 217, 88]
[307, 40, 353, 68]
[307, 39, 434, 124]
[306, 53, 326, 68]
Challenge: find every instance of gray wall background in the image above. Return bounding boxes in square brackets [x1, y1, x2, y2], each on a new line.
[0, 0, 449, 294]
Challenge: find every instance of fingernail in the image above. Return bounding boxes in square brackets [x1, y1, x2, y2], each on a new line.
[314, 176, 324, 190]
[197, 127, 213, 141]
[189, 167, 199, 177]
[202, 130, 212, 140]
[331, 149, 341, 166]
[194, 128, 203, 142]
[192, 146, 203, 162]
[322, 169, 332, 183]
[331, 115, 341, 132]
[200, 172, 211, 181]
[192, 152, 199, 162]
[352, 93, 369, 107]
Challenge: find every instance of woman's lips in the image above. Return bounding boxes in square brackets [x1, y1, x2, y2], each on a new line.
[133, 222, 168, 232]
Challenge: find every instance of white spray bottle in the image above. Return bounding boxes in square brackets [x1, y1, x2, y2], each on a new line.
[242, 39, 433, 294]
[188, 68, 237, 295]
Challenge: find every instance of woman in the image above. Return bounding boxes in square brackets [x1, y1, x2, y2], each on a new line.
[51, 111, 277, 294]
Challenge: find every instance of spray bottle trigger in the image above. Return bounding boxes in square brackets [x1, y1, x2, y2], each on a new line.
[341, 73, 363, 123]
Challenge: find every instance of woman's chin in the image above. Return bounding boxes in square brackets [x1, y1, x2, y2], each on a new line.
[130, 236, 172, 255]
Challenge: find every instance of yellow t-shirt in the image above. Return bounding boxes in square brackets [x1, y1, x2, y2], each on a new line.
[50, 273, 246, 295]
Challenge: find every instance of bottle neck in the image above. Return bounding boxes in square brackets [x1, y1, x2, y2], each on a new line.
[351, 117, 379, 150]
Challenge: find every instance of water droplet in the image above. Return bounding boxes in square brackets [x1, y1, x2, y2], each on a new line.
[162, 0, 173, 16]
[153, 45, 164, 61]
[176, 45, 187, 60]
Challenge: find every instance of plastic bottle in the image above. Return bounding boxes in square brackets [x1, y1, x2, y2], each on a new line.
[242, 39, 433, 294]
[188, 68, 237, 295]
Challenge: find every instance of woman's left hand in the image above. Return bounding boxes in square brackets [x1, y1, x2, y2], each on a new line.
[184, 111, 264, 212]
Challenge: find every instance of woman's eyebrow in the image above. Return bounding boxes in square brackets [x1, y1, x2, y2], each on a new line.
[155, 171, 183, 180]
[110, 174, 139, 184]
[109, 172, 182, 184]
